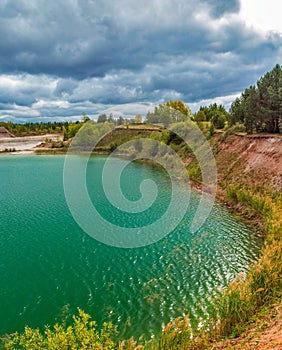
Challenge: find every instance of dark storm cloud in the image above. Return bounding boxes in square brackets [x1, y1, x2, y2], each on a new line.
[0, 0, 281, 121]
[0, 0, 242, 78]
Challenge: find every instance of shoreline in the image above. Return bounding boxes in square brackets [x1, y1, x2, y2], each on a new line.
[1, 132, 280, 349]
[1, 147, 266, 250]
[0, 143, 266, 237]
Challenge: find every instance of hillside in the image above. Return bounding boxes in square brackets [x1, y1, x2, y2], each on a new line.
[208, 132, 282, 350]
[213, 133, 282, 191]
[152, 130, 282, 349]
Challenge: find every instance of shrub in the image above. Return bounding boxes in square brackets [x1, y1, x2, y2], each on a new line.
[1, 309, 116, 350]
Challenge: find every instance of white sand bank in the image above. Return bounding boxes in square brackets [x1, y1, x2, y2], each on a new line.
[0, 134, 62, 153]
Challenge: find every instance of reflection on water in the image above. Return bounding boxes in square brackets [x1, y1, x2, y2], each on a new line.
[0, 155, 263, 339]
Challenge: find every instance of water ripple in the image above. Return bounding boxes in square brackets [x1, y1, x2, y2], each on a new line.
[0, 156, 263, 340]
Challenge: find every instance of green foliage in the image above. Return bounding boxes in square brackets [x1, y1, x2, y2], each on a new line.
[186, 158, 202, 183]
[97, 114, 133, 125]
[209, 183, 282, 338]
[212, 114, 226, 129]
[195, 110, 206, 122]
[145, 101, 192, 126]
[71, 121, 114, 151]
[162, 100, 193, 118]
[134, 114, 143, 124]
[1, 309, 116, 350]
[209, 123, 215, 137]
[81, 113, 90, 122]
[154, 315, 193, 350]
[0, 121, 84, 138]
[199, 103, 229, 124]
[97, 114, 108, 123]
[117, 116, 125, 125]
[229, 97, 244, 125]
[228, 123, 246, 133]
[230, 64, 282, 133]
[219, 124, 246, 141]
[109, 142, 117, 152]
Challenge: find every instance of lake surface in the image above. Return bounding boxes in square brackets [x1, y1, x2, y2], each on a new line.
[0, 155, 263, 339]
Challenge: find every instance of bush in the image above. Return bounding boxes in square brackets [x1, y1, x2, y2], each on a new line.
[220, 124, 246, 141]
[1, 309, 116, 350]
[209, 123, 215, 137]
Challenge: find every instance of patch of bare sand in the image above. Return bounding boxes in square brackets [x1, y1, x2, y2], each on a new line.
[0, 134, 62, 153]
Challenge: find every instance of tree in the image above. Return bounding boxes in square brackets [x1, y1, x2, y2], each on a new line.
[243, 86, 259, 133]
[81, 113, 90, 122]
[134, 114, 142, 124]
[195, 110, 206, 123]
[117, 116, 124, 125]
[230, 64, 282, 133]
[145, 108, 163, 124]
[97, 114, 107, 123]
[199, 103, 229, 124]
[162, 100, 192, 119]
[209, 123, 215, 137]
[257, 64, 281, 133]
[212, 113, 226, 129]
[229, 97, 244, 125]
[145, 101, 192, 126]
[62, 125, 67, 140]
[108, 114, 114, 123]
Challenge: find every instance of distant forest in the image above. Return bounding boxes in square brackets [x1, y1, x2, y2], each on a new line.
[1, 64, 281, 136]
[0, 120, 83, 139]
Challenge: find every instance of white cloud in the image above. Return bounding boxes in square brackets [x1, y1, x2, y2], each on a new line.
[1, 104, 40, 121]
[103, 102, 156, 118]
[32, 100, 70, 109]
[240, 0, 282, 35]
[189, 93, 241, 112]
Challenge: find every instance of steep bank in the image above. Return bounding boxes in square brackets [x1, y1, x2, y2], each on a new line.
[153, 131, 282, 349]
[213, 133, 282, 192]
[202, 133, 282, 349]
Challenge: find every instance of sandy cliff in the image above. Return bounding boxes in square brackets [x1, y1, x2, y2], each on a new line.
[214, 133, 282, 192]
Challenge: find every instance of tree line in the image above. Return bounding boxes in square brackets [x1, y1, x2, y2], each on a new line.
[144, 65, 282, 134]
[145, 100, 229, 130]
[230, 64, 282, 133]
[1, 64, 280, 137]
[0, 120, 84, 139]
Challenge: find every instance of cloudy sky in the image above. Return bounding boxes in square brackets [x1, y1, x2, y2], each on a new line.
[0, 0, 281, 122]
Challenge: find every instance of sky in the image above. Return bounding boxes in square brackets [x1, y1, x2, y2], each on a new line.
[0, 0, 281, 122]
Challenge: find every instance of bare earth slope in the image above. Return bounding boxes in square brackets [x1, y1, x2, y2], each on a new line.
[213, 133, 282, 350]
[215, 133, 282, 191]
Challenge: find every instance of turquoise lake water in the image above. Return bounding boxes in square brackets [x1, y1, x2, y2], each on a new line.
[0, 155, 263, 339]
